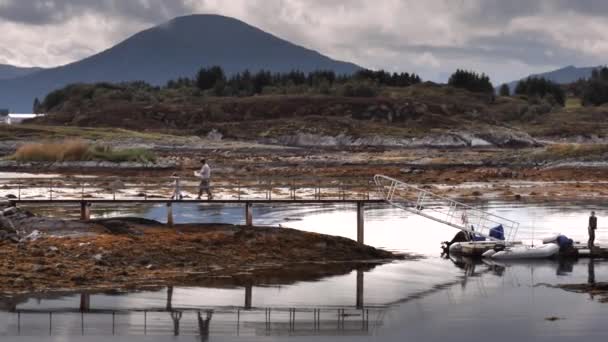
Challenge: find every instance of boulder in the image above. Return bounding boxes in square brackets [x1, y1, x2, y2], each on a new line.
[2, 206, 17, 216]
[0, 216, 16, 233]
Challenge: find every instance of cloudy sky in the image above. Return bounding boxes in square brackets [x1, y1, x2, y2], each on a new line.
[1, 0, 608, 84]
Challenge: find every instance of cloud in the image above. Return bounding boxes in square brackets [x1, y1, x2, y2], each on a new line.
[1, 0, 608, 84]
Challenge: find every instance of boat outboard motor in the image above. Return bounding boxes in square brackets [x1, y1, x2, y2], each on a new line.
[441, 231, 470, 255]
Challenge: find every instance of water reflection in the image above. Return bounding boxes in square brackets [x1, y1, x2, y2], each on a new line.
[6, 201, 608, 339]
[2, 257, 606, 338]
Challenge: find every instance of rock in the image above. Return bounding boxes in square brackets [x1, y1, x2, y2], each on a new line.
[24, 230, 43, 241]
[5, 194, 17, 199]
[2, 206, 17, 216]
[0, 216, 16, 233]
[400, 167, 413, 174]
[32, 264, 49, 273]
[6, 233, 19, 243]
[48, 246, 59, 252]
[93, 254, 104, 262]
[206, 129, 223, 141]
[146, 264, 156, 270]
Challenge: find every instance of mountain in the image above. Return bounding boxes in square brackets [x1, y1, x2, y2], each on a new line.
[501, 65, 601, 92]
[0, 14, 361, 112]
[0, 64, 43, 80]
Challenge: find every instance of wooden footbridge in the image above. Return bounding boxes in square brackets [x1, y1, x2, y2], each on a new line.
[1, 174, 520, 244]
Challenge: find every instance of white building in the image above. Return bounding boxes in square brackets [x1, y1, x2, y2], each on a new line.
[5, 113, 45, 125]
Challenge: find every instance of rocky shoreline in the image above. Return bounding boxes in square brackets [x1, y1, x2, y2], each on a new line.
[0, 204, 407, 296]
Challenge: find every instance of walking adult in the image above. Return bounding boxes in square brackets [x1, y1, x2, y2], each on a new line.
[196, 159, 213, 200]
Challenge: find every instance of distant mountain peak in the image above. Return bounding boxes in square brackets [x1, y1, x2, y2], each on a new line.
[0, 14, 361, 112]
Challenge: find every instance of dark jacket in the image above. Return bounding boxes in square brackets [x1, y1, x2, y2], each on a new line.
[589, 216, 597, 230]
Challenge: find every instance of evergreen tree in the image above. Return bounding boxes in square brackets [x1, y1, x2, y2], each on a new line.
[499, 84, 510, 97]
[196, 66, 226, 90]
[33, 97, 41, 113]
[515, 77, 565, 106]
[582, 66, 608, 106]
[448, 69, 494, 93]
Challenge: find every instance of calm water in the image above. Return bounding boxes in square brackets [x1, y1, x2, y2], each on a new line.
[2, 201, 608, 341]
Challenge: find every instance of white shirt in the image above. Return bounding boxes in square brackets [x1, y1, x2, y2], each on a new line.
[199, 164, 211, 179]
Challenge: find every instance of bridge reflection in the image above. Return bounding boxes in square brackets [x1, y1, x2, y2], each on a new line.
[0, 270, 375, 337]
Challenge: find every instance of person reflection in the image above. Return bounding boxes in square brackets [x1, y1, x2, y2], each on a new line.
[198, 310, 213, 342]
[588, 258, 596, 300]
[170, 310, 182, 336]
[588, 258, 596, 285]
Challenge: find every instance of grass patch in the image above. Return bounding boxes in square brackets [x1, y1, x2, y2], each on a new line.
[0, 124, 182, 141]
[11, 139, 156, 163]
[565, 97, 582, 109]
[535, 143, 608, 161]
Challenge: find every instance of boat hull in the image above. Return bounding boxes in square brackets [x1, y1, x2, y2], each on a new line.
[492, 243, 559, 260]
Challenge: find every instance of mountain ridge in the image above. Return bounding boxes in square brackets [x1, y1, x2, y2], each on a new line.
[502, 65, 602, 92]
[0, 64, 43, 80]
[0, 14, 361, 112]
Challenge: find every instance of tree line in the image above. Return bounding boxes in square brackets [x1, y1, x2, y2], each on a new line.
[170, 66, 422, 96]
[580, 67, 608, 106]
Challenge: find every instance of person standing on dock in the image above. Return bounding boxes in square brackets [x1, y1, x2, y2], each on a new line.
[196, 159, 213, 200]
[588, 211, 597, 249]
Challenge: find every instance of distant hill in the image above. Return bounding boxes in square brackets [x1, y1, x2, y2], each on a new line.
[0, 14, 361, 112]
[0, 64, 43, 80]
[501, 65, 601, 93]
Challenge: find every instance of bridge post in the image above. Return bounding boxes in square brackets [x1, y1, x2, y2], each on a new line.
[245, 202, 253, 226]
[356, 270, 364, 309]
[357, 202, 364, 244]
[79, 293, 90, 312]
[167, 202, 173, 227]
[80, 201, 90, 221]
[244, 284, 252, 309]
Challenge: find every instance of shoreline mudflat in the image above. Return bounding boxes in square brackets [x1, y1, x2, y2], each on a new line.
[0, 218, 407, 296]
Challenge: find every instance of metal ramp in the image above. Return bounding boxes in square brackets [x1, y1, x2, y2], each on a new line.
[374, 175, 519, 241]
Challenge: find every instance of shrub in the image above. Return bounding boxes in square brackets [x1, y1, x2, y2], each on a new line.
[341, 81, 378, 97]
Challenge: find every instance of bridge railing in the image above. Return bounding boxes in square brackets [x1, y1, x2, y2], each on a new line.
[374, 175, 519, 241]
[0, 176, 379, 201]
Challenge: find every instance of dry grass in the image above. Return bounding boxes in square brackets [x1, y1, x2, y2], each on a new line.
[14, 139, 90, 162]
[12, 139, 156, 163]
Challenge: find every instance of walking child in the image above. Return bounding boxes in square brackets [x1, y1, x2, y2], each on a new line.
[170, 173, 183, 200]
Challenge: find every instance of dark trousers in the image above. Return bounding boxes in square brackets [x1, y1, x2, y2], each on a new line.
[588, 227, 596, 248]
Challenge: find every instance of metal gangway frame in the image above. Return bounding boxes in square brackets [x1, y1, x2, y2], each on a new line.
[374, 175, 519, 242]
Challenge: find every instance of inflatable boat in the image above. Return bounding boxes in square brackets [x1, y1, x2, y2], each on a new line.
[449, 241, 506, 257]
[490, 243, 559, 260]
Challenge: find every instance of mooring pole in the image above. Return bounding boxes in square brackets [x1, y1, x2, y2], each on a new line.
[245, 202, 253, 226]
[80, 201, 90, 221]
[167, 202, 173, 227]
[357, 202, 365, 244]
